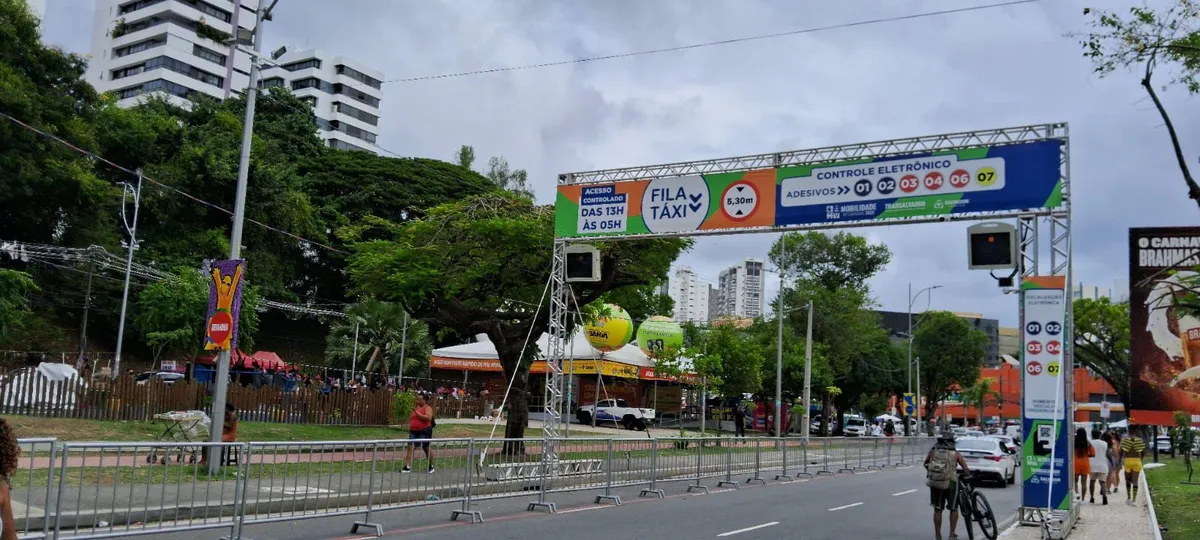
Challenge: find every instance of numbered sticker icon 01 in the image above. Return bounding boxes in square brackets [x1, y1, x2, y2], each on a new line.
[854, 179, 873, 197]
[1026, 321, 1042, 335]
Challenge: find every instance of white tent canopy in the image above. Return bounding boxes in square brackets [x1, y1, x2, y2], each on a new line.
[432, 330, 693, 371]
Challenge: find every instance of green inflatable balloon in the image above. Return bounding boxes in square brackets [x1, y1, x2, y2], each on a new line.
[637, 315, 684, 355]
[585, 304, 634, 352]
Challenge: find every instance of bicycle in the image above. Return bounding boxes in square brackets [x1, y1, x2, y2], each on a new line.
[956, 472, 998, 540]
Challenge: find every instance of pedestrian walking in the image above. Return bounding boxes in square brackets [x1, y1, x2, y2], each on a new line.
[885, 419, 896, 437]
[925, 432, 971, 540]
[1120, 426, 1147, 505]
[0, 418, 19, 540]
[1106, 431, 1122, 494]
[403, 393, 436, 473]
[1088, 429, 1109, 505]
[1073, 428, 1094, 499]
[733, 403, 746, 438]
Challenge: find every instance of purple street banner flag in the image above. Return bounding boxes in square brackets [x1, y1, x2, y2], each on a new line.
[203, 259, 245, 351]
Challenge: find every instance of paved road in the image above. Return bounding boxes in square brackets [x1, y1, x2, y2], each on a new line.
[142, 463, 1022, 540]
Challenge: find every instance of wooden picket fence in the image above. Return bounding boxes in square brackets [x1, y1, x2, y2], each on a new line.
[0, 369, 492, 426]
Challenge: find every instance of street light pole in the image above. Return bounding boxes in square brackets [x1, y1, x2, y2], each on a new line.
[906, 283, 942, 437]
[208, 0, 277, 475]
[802, 299, 813, 443]
[775, 266, 784, 438]
[112, 171, 142, 378]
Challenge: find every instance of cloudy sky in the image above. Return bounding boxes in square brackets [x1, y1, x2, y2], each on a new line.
[39, 0, 1200, 326]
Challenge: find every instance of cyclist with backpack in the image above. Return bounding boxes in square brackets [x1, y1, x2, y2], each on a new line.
[926, 432, 972, 540]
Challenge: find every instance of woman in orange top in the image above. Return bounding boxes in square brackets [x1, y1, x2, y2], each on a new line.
[403, 393, 436, 473]
[1073, 428, 1094, 499]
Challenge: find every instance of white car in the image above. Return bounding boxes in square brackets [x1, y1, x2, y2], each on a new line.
[576, 399, 655, 431]
[844, 416, 868, 437]
[956, 437, 1016, 487]
[135, 371, 185, 386]
[984, 435, 1022, 466]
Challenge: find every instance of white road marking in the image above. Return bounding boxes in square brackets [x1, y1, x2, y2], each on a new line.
[828, 502, 864, 511]
[558, 505, 608, 514]
[893, 489, 918, 496]
[717, 522, 779, 537]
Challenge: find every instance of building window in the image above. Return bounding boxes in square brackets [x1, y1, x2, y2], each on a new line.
[178, 0, 232, 23]
[299, 96, 317, 108]
[114, 36, 166, 57]
[115, 78, 197, 101]
[112, 55, 224, 87]
[118, 0, 167, 16]
[314, 117, 334, 132]
[283, 58, 322, 71]
[292, 77, 334, 93]
[259, 77, 285, 89]
[329, 121, 377, 144]
[332, 83, 380, 107]
[335, 64, 382, 89]
[333, 101, 379, 126]
[192, 44, 226, 65]
[328, 138, 370, 152]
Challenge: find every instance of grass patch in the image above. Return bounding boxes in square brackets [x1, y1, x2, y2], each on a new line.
[1145, 458, 1200, 540]
[6, 417, 614, 444]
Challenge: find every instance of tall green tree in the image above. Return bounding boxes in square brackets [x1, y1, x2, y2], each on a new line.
[324, 299, 432, 378]
[961, 377, 1001, 426]
[1080, 1, 1200, 207]
[485, 156, 535, 200]
[453, 145, 476, 170]
[913, 311, 989, 426]
[1072, 297, 1131, 407]
[771, 231, 892, 292]
[348, 193, 687, 444]
[0, 269, 37, 341]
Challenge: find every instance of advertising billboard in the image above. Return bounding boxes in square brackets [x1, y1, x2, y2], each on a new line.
[1020, 276, 1071, 511]
[203, 259, 245, 351]
[1129, 227, 1200, 426]
[555, 139, 1063, 238]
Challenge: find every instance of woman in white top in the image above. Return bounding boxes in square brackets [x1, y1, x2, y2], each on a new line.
[1088, 429, 1110, 505]
[0, 418, 18, 539]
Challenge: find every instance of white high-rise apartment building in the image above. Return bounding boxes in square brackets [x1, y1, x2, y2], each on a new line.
[665, 267, 709, 324]
[259, 49, 384, 154]
[85, 0, 259, 108]
[716, 258, 765, 319]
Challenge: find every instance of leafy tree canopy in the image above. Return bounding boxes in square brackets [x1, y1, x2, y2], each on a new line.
[135, 267, 260, 361]
[1072, 297, 1131, 406]
[913, 310, 989, 420]
[324, 299, 432, 378]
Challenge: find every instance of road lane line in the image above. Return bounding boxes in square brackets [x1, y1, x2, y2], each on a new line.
[892, 489, 918, 496]
[717, 522, 779, 537]
[828, 502, 864, 511]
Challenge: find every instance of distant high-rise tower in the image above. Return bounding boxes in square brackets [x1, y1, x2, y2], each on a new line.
[665, 266, 709, 324]
[717, 258, 765, 319]
[85, 0, 260, 108]
[259, 49, 385, 154]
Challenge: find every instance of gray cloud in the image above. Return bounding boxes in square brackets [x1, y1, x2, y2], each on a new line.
[40, 0, 1200, 326]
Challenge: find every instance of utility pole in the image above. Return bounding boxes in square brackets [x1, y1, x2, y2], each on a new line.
[398, 311, 409, 384]
[112, 170, 143, 378]
[775, 234, 788, 438]
[76, 262, 94, 369]
[350, 321, 360, 382]
[208, 0, 278, 476]
[802, 299, 813, 443]
[906, 283, 941, 436]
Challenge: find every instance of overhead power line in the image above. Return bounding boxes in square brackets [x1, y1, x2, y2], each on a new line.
[384, 0, 1040, 83]
[0, 111, 347, 255]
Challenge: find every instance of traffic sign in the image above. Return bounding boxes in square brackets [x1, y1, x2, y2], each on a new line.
[207, 311, 233, 349]
[721, 182, 759, 221]
[1100, 401, 1111, 419]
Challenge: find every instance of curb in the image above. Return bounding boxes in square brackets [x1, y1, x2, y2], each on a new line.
[1141, 472, 1163, 540]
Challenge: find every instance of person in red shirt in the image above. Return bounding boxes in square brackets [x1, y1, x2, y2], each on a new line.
[403, 392, 436, 473]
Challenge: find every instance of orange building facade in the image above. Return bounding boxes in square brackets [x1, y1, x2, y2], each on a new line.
[929, 365, 1121, 425]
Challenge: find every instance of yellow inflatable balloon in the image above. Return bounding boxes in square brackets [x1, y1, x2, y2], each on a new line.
[585, 304, 633, 352]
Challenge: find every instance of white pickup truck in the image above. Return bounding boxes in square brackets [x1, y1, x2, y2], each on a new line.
[576, 399, 655, 431]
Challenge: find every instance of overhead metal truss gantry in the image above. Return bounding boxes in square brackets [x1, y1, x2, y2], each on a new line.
[534, 123, 1071, 513]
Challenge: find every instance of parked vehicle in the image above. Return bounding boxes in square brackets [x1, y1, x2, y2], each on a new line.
[844, 415, 868, 437]
[576, 399, 654, 431]
[984, 435, 1021, 466]
[135, 371, 185, 386]
[956, 437, 1017, 487]
[1155, 435, 1173, 454]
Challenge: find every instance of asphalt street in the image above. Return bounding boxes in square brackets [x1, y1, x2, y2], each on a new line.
[144, 461, 1022, 540]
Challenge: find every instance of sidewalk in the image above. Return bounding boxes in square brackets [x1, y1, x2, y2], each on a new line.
[999, 475, 1156, 540]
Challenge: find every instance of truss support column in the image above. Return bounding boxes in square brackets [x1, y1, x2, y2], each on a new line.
[543, 240, 569, 449]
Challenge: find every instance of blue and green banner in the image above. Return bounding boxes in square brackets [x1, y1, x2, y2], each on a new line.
[555, 139, 1063, 238]
[1020, 276, 1071, 511]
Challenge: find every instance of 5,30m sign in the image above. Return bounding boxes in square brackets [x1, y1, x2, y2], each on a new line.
[555, 139, 1062, 238]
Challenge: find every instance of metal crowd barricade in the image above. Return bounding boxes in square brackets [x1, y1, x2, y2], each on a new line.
[13, 437, 56, 540]
[51, 441, 247, 540]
